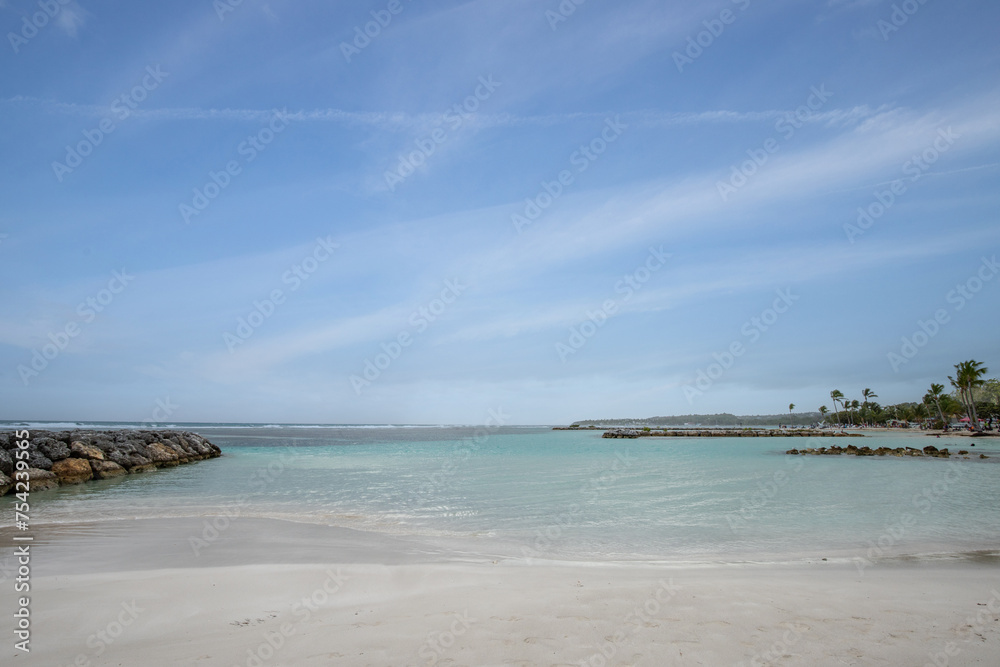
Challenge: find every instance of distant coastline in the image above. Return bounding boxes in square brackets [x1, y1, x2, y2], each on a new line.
[568, 412, 824, 428]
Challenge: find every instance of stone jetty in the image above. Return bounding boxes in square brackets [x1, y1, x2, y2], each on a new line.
[598, 428, 862, 439]
[0, 429, 222, 496]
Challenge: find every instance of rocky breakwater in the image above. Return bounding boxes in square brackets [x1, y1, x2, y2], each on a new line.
[603, 429, 641, 439]
[785, 444, 989, 459]
[0, 429, 222, 496]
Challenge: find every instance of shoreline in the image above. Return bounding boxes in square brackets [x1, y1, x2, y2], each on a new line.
[7, 514, 1000, 572]
[7, 516, 1000, 666]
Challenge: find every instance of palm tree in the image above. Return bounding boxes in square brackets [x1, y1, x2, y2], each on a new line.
[830, 390, 844, 425]
[788, 403, 795, 417]
[924, 383, 946, 426]
[848, 399, 860, 425]
[965, 360, 988, 423]
[949, 360, 989, 428]
[861, 388, 877, 426]
[949, 362, 973, 423]
[819, 405, 829, 424]
[939, 395, 963, 424]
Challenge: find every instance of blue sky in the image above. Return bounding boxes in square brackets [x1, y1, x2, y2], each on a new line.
[1, 0, 998, 425]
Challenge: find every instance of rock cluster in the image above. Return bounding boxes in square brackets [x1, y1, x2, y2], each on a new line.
[0, 430, 221, 496]
[603, 429, 640, 438]
[784, 444, 988, 459]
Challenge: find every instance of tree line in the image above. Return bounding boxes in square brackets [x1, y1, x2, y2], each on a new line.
[819, 360, 996, 429]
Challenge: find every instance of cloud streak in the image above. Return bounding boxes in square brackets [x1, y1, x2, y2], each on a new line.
[3, 95, 883, 132]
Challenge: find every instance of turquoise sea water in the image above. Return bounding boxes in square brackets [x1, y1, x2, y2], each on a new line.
[6, 423, 1000, 563]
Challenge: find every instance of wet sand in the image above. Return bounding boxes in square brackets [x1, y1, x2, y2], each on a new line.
[3, 517, 999, 666]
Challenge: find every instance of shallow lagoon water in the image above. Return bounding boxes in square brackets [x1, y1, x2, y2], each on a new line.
[10, 424, 1000, 563]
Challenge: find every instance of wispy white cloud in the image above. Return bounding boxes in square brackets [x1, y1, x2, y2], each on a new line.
[4, 0, 997, 422]
[55, 3, 87, 37]
[441, 227, 998, 345]
[198, 304, 414, 381]
[489, 95, 1000, 272]
[162, 162, 997, 382]
[2, 95, 883, 132]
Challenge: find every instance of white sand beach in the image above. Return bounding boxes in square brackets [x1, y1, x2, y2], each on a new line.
[7, 517, 999, 666]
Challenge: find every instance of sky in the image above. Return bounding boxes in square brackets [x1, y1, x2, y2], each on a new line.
[0, 0, 998, 425]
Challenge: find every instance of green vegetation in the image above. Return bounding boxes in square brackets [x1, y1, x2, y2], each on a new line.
[572, 360, 996, 430]
[925, 383, 947, 425]
[830, 390, 844, 425]
[812, 359, 995, 429]
[949, 360, 989, 426]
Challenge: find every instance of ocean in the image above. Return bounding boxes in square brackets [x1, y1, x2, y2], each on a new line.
[5, 422, 1000, 564]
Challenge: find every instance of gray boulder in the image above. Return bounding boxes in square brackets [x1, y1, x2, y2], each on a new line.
[107, 449, 133, 469]
[91, 436, 115, 452]
[34, 437, 71, 461]
[27, 450, 53, 470]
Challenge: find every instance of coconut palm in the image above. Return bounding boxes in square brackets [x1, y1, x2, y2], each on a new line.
[819, 405, 829, 424]
[788, 403, 795, 417]
[949, 362, 974, 423]
[939, 395, 964, 424]
[848, 399, 860, 425]
[869, 402, 884, 425]
[924, 383, 947, 426]
[861, 388, 877, 425]
[830, 390, 844, 425]
[949, 360, 989, 428]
